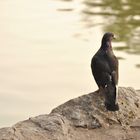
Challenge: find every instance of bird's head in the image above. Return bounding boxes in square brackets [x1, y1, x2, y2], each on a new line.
[101, 32, 115, 50]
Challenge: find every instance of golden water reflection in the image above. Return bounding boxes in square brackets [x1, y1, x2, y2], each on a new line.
[82, 0, 140, 54]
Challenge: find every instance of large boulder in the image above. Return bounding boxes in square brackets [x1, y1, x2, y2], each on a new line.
[0, 87, 140, 140]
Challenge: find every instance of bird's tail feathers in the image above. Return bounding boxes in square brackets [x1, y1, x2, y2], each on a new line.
[115, 85, 119, 104]
[104, 83, 119, 111]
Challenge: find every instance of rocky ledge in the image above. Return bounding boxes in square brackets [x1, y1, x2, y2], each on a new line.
[0, 87, 140, 140]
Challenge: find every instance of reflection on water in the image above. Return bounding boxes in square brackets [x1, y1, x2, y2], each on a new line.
[0, 0, 140, 127]
[82, 0, 140, 54]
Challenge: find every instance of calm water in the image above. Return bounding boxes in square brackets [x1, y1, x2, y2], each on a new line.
[0, 0, 140, 127]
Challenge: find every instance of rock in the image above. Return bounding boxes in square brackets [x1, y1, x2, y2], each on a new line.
[130, 119, 140, 129]
[0, 87, 140, 140]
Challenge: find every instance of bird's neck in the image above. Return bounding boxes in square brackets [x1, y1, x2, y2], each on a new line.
[101, 41, 112, 51]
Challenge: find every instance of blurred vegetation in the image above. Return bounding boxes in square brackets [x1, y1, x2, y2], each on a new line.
[82, 0, 140, 54]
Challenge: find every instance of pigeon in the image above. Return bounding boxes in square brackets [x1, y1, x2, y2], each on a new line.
[91, 32, 119, 111]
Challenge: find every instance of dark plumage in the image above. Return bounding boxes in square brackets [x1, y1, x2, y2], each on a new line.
[91, 32, 119, 111]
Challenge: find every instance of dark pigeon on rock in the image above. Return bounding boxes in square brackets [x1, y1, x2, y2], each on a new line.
[91, 32, 119, 111]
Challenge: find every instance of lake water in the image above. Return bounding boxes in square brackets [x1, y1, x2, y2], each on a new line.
[0, 0, 140, 127]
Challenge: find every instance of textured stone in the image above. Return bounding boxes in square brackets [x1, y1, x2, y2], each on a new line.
[0, 87, 140, 140]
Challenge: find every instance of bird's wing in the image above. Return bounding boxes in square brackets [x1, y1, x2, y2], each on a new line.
[109, 56, 119, 85]
[91, 54, 119, 110]
[91, 55, 112, 87]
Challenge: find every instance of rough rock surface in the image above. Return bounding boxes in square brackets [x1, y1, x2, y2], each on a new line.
[0, 87, 140, 140]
